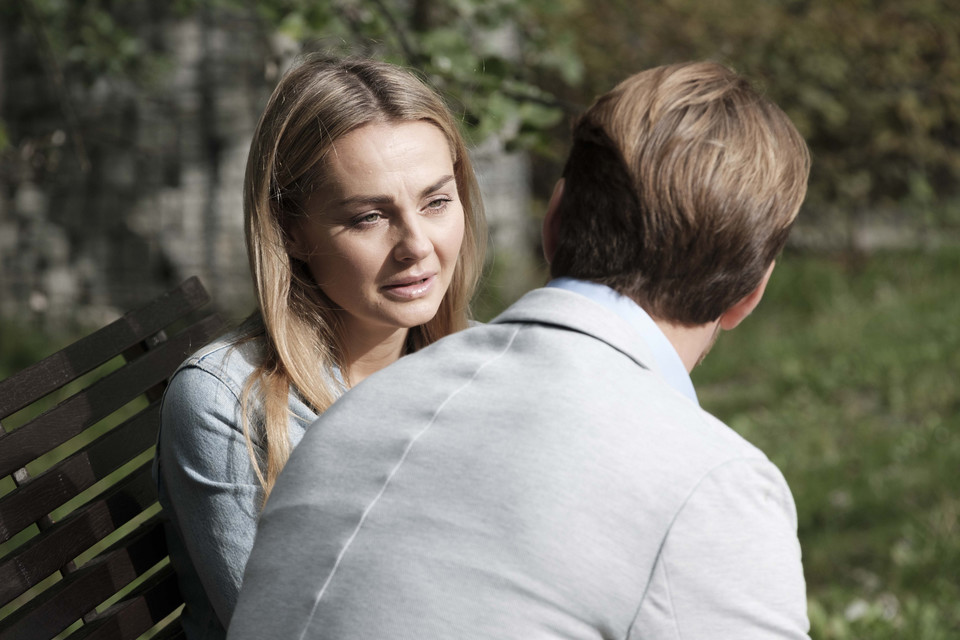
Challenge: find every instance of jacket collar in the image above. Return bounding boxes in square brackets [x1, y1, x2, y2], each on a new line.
[491, 287, 660, 377]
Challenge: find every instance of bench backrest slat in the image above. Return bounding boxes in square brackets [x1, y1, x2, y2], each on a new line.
[0, 314, 222, 478]
[0, 278, 210, 420]
[0, 463, 157, 607]
[0, 405, 159, 544]
[1, 519, 169, 640]
[0, 277, 222, 640]
[71, 564, 183, 640]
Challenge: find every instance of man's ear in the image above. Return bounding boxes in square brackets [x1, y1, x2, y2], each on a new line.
[719, 260, 776, 331]
[541, 178, 565, 264]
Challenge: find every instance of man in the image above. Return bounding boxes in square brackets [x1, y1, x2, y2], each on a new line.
[228, 61, 812, 639]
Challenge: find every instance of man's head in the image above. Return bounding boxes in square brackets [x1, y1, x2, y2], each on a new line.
[546, 61, 810, 326]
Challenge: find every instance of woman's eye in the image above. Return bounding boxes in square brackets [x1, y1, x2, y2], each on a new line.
[353, 213, 382, 226]
[426, 197, 451, 212]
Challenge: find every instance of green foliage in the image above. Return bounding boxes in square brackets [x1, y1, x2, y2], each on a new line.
[693, 247, 960, 638]
[3, 0, 583, 183]
[236, 0, 579, 150]
[552, 0, 960, 223]
[14, 0, 170, 87]
[9, 0, 959, 224]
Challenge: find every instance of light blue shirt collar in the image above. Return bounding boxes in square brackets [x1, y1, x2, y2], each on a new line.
[546, 278, 699, 404]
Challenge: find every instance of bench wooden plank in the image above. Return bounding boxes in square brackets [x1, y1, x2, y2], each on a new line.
[0, 463, 158, 607]
[142, 618, 185, 640]
[69, 564, 182, 640]
[0, 519, 169, 640]
[0, 277, 210, 420]
[0, 278, 216, 640]
[0, 406, 159, 544]
[0, 314, 222, 478]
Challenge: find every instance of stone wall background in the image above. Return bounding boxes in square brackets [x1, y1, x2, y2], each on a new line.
[0, 5, 533, 333]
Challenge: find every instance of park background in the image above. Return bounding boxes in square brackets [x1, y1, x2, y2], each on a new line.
[0, 1, 957, 638]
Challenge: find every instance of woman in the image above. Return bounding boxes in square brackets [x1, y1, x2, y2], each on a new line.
[153, 54, 486, 640]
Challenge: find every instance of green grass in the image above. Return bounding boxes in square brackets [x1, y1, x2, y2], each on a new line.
[692, 247, 960, 639]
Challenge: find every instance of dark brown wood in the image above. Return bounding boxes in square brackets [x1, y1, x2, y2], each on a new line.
[0, 278, 220, 640]
[0, 520, 169, 640]
[0, 277, 210, 421]
[69, 564, 183, 640]
[0, 406, 159, 545]
[0, 314, 222, 478]
[141, 618, 185, 640]
[0, 463, 158, 607]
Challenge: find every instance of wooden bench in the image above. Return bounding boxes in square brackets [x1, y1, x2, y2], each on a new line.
[0, 277, 223, 640]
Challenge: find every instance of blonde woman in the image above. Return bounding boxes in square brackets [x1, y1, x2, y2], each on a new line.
[153, 55, 486, 640]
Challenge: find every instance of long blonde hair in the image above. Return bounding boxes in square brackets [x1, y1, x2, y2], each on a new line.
[241, 54, 486, 501]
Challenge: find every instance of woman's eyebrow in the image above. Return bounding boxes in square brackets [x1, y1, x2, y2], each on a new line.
[337, 194, 392, 207]
[421, 174, 455, 196]
[336, 174, 455, 208]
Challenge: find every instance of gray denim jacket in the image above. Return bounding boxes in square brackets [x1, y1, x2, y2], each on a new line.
[152, 316, 324, 639]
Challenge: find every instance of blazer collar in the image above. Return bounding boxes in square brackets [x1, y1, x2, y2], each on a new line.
[491, 287, 663, 379]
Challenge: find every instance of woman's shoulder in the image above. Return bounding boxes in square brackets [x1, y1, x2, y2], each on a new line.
[172, 314, 268, 394]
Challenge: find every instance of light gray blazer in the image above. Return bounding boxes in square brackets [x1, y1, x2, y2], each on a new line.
[229, 288, 810, 639]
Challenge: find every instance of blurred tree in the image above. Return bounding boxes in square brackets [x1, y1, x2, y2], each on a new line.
[0, 0, 583, 174]
[548, 0, 960, 227]
[243, 0, 581, 149]
[0, 0, 589, 323]
[4, 0, 958, 235]
[1, 0, 175, 176]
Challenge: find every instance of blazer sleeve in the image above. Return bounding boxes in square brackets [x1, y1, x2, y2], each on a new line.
[629, 457, 811, 639]
[156, 364, 264, 627]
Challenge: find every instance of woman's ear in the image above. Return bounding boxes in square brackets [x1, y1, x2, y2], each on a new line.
[719, 260, 776, 331]
[285, 221, 310, 262]
[541, 179, 565, 264]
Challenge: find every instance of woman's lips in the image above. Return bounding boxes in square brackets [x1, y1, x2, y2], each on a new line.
[380, 274, 436, 300]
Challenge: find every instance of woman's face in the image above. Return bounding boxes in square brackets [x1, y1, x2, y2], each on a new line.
[291, 120, 465, 345]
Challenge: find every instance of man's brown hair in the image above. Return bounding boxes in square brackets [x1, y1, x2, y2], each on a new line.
[550, 61, 810, 325]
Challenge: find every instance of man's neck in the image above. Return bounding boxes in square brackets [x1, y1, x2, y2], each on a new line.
[653, 319, 722, 372]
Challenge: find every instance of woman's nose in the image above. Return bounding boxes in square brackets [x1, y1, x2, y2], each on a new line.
[393, 216, 433, 262]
